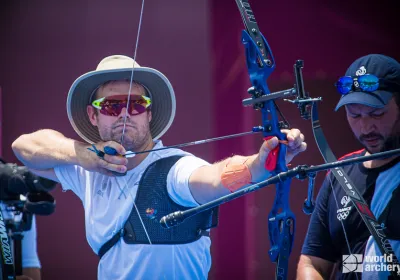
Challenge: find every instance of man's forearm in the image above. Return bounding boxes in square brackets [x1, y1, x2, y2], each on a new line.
[296, 265, 325, 280]
[12, 129, 85, 170]
[296, 255, 334, 280]
[22, 267, 41, 280]
[189, 154, 270, 204]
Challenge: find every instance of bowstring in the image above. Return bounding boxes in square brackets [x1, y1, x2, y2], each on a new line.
[120, 0, 145, 144]
[118, 0, 152, 245]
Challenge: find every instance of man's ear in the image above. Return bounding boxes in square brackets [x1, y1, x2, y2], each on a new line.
[87, 105, 98, 126]
[148, 110, 152, 122]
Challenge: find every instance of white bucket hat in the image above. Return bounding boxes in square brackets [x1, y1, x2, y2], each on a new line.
[66, 55, 176, 143]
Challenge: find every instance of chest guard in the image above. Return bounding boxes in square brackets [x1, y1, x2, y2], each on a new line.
[98, 155, 219, 259]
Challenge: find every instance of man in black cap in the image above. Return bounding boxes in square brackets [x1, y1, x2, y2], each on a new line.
[297, 54, 400, 279]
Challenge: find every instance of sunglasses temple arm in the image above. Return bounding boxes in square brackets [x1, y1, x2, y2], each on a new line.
[124, 130, 262, 157]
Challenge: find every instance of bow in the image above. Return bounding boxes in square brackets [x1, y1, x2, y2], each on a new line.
[235, 1, 312, 278]
[235, 2, 400, 279]
[234, 2, 400, 279]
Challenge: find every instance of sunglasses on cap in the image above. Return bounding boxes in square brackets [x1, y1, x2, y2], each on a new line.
[92, 95, 152, 116]
[335, 74, 400, 95]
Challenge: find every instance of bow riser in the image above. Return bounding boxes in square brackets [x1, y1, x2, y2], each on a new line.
[241, 31, 275, 85]
[268, 179, 295, 256]
[241, 30, 287, 153]
[238, 2, 295, 279]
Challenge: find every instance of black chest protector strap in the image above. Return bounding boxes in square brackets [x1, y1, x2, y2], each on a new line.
[98, 155, 219, 259]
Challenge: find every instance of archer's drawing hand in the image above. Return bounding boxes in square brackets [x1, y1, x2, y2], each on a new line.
[77, 141, 128, 176]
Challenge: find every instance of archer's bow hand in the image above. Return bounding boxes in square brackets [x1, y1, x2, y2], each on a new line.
[250, 128, 307, 181]
[281, 128, 307, 163]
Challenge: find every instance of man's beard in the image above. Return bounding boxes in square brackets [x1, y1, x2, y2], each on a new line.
[99, 122, 152, 151]
[359, 114, 400, 154]
[110, 129, 151, 151]
[381, 134, 400, 153]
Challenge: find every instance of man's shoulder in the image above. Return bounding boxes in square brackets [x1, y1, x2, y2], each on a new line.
[150, 140, 207, 163]
[338, 149, 365, 161]
[323, 149, 365, 186]
[153, 148, 204, 162]
[149, 148, 210, 175]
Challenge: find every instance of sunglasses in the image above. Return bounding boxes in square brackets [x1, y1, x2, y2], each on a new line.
[92, 94, 151, 116]
[335, 74, 400, 95]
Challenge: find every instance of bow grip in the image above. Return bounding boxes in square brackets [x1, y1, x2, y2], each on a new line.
[264, 136, 278, 171]
[263, 135, 288, 172]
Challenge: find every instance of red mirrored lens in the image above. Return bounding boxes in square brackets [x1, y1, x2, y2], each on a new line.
[99, 95, 148, 116]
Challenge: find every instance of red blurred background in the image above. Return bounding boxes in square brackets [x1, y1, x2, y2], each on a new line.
[0, 0, 398, 279]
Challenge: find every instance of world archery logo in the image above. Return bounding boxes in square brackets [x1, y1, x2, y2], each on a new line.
[343, 254, 363, 273]
[337, 195, 352, 221]
[343, 253, 400, 275]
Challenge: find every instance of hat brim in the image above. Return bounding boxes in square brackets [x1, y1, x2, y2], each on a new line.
[334, 90, 393, 111]
[67, 67, 176, 143]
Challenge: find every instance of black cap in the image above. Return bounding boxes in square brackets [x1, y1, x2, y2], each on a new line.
[335, 54, 400, 111]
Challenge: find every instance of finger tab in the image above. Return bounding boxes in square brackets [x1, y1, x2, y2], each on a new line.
[104, 146, 118, 155]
